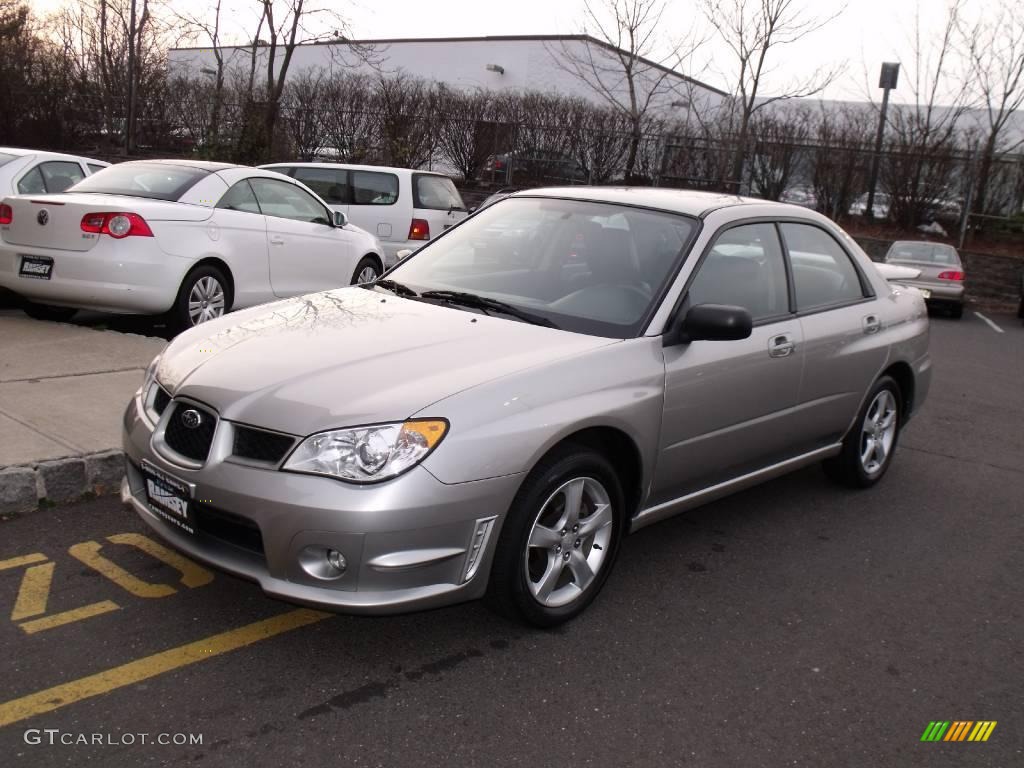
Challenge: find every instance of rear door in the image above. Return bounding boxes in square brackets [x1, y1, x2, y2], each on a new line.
[348, 169, 402, 245]
[412, 173, 468, 239]
[653, 221, 805, 504]
[782, 222, 889, 449]
[249, 177, 354, 297]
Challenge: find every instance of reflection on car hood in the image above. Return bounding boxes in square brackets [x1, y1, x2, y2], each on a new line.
[156, 287, 616, 435]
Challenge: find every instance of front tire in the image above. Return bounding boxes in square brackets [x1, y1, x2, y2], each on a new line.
[824, 376, 902, 488]
[351, 256, 382, 285]
[172, 265, 230, 331]
[22, 302, 77, 322]
[486, 445, 625, 627]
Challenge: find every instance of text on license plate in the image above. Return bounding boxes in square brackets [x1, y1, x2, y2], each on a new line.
[146, 478, 188, 520]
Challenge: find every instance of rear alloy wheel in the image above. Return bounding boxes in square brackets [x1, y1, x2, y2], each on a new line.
[824, 376, 902, 488]
[487, 445, 624, 627]
[173, 265, 230, 330]
[351, 256, 381, 285]
[22, 302, 77, 323]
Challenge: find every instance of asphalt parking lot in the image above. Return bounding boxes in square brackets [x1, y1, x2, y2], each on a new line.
[0, 310, 1020, 767]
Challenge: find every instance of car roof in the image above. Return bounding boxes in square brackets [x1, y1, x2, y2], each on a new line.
[507, 187, 781, 217]
[0, 147, 110, 165]
[260, 162, 447, 176]
[124, 159, 240, 172]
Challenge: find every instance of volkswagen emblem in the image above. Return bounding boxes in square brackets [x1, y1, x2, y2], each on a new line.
[37, 209, 49, 226]
[180, 409, 203, 429]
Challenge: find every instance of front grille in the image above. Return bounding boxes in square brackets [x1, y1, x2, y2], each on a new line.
[163, 403, 217, 462]
[152, 386, 171, 416]
[193, 503, 265, 556]
[233, 425, 295, 464]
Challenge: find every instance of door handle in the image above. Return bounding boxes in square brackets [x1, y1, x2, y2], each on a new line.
[269, 236, 285, 246]
[768, 334, 795, 358]
[862, 315, 881, 334]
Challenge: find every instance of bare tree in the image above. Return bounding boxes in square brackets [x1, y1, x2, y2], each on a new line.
[882, 1, 970, 228]
[960, 0, 1024, 217]
[810, 103, 874, 219]
[167, 0, 227, 154]
[434, 87, 497, 181]
[746, 106, 811, 200]
[700, 0, 843, 191]
[548, 0, 707, 181]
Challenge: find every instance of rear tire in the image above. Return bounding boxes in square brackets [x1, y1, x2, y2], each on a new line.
[486, 445, 625, 627]
[824, 376, 902, 489]
[172, 265, 231, 331]
[351, 255, 382, 285]
[22, 302, 77, 322]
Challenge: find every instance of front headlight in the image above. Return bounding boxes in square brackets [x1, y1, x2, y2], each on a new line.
[283, 419, 448, 483]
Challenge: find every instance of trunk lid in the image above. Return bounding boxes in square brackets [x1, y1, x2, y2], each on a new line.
[1, 194, 211, 252]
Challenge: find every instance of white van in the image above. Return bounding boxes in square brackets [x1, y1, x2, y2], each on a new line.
[260, 163, 468, 267]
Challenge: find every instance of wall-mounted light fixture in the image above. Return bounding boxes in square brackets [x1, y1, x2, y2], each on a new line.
[485, 64, 505, 75]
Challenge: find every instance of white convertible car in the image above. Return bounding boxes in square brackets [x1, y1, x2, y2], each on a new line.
[0, 160, 385, 327]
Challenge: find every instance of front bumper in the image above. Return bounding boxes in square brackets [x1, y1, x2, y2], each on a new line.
[121, 392, 522, 614]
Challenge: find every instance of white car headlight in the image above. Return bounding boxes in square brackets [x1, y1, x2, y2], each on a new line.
[283, 420, 448, 483]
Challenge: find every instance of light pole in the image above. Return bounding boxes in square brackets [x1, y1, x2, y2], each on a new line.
[866, 62, 899, 220]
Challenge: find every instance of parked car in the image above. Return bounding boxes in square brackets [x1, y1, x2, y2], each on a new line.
[121, 188, 931, 626]
[0, 147, 109, 196]
[780, 185, 817, 209]
[0, 160, 383, 327]
[260, 162, 468, 267]
[480, 151, 589, 186]
[848, 192, 892, 219]
[883, 240, 965, 318]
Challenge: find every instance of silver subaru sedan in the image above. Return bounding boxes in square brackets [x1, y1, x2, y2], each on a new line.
[121, 188, 931, 626]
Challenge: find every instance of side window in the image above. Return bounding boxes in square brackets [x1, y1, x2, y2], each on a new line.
[87, 164, 106, 175]
[216, 180, 262, 214]
[17, 166, 46, 194]
[293, 167, 349, 205]
[351, 171, 398, 205]
[39, 161, 85, 192]
[250, 178, 331, 225]
[781, 223, 865, 311]
[686, 223, 790, 323]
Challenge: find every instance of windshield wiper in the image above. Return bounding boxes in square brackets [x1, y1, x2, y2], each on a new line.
[369, 278, 419, 298]
[419, 290, 557, 328]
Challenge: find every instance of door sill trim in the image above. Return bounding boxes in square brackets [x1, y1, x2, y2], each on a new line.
[631, 443, 842, 532]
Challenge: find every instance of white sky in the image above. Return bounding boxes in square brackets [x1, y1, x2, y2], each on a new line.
[27, 0, 973, 103]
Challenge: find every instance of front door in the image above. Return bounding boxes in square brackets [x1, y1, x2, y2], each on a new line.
[651, 222, 805, 505]
[249, 177, 354, 297]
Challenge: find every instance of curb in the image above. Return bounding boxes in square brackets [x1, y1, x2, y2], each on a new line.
[0, 450, 124, 516]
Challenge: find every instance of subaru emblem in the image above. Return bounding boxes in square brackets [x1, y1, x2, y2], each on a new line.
[37, 209, 49, 226]
[180, 409, 202, 429]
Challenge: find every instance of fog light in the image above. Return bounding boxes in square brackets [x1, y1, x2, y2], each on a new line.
[298, 545, 348, 580]
[327, 549, 347, 573]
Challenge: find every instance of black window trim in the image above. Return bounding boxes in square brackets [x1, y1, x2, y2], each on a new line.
[776, 219, 876, 316]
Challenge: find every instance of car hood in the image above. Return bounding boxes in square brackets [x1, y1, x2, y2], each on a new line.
[156, 287, 617, 436]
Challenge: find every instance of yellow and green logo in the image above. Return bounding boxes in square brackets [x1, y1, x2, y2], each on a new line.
[921, 721, 997, 742]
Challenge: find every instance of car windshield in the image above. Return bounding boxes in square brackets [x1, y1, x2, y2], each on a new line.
[0, 152, 18, 168]
[384, 196, 697, 338]
[887, 242, 959, 265]
[69, 163, 209, 201]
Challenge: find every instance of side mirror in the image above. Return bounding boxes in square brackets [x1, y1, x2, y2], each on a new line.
[396, 248, 413, 261]
[333, 211, 348, 228]
[672, 304, 753, 344]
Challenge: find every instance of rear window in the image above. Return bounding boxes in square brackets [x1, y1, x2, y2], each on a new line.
[0, 152, 18, 168]
[886, 242, 959, 265]
[351, 171, 398, 205]
[414, 174, 466, 211]
[69, 163, 209, 201]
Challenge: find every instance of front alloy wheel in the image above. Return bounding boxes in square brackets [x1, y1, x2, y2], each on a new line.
[487, 445, 624, 627]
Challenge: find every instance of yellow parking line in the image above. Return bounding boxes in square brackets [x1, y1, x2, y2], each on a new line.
[11, 563, 55, 621]
[0, 608, 331, 727]
[0, 553, 48, 571]
[19, 600, 121, 635]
